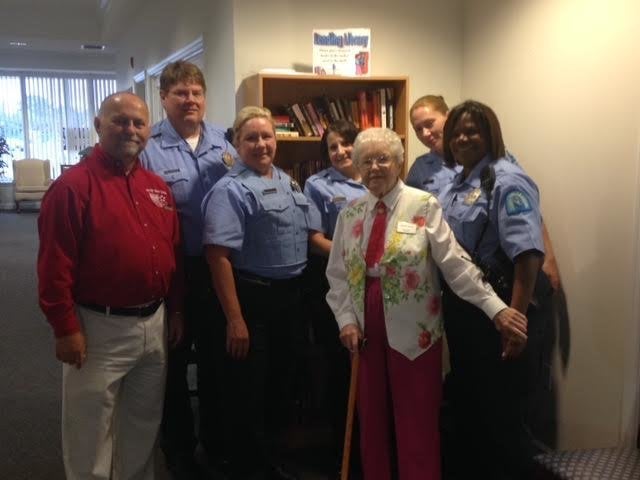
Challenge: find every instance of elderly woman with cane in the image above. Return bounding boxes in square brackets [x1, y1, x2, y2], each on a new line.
[326, 127, 529, 480]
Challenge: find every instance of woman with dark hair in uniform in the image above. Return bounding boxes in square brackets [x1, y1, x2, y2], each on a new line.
[438, 100, 552, 480]
[202, 106, 322, 480]
[408, 94, 562, 291]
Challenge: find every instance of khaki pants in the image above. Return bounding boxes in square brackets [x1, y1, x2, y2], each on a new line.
[62, 304, 167, 480]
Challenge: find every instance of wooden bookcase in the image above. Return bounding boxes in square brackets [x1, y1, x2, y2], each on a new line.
[241, 73, 410, 184]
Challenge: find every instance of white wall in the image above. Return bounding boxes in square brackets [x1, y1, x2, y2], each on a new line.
[461, 0, 640, 448]
[231, 0, 463, 162]
[108, 0, 464, 159]
[105, 0, 236, 127]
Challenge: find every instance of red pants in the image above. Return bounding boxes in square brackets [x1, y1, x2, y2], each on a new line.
[358, 277, 442, 480]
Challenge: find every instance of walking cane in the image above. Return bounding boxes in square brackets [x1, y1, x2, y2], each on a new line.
[341, 349, 360, 480]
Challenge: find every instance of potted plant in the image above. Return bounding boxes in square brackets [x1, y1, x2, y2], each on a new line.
[0, 135, 15, 209]
[0, 135, 11, 179]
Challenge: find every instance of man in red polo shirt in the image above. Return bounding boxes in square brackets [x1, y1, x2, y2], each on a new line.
[38, 92, 183, 480]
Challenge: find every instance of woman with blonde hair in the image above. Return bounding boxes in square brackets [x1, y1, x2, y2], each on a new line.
[202, 106, 322, 480]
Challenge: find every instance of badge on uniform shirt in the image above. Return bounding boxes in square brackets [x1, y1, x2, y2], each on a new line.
[505, 190, 533, 215]
[463, 188, 482, 205]
[163, 168, 181, 174]
[332, 195, 347, 204]
[262, 188, 277, 195]
[222, 152, 235, 168]
[290, 179, 302, 193]
[397, 221, 417, 234]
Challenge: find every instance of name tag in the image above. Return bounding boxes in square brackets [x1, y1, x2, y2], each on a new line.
[262, 188, 277, 195]
[332, 196, 347, 203]
[397, 221, 417, 234]
[163, 168, 181, 174]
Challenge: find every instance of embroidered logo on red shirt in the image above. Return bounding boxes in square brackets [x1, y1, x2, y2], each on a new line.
[146, 188, 173, 210]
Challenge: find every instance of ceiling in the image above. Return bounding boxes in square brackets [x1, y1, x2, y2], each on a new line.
[0, 0, 116, 56]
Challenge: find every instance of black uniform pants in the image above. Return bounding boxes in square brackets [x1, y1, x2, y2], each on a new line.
[161, 256, 225, 460]
[219, 273, 305, 478]
[440, 284, 550, 480]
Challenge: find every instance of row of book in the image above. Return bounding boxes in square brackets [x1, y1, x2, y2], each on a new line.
[281, 155, 331, 187]
[273, 88, 396, 138]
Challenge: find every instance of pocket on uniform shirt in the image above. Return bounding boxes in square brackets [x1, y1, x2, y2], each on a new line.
[461, 207, 488, 248]
[292, 192, 310, 207]
[292, 192, 312, 229]
[258, 196, 290, 238]
[159, 168, 189, 205]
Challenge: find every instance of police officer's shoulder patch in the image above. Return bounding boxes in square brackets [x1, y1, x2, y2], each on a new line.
[504, 190, 532, 216]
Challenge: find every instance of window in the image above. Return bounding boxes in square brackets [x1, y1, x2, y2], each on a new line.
[0, 71, 116, 179]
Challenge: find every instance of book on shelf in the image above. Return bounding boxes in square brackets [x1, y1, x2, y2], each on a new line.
[350, 100, 360, 129]
[276, 130, 300, 138]
[386, 87, 395, 130]
[339, 98, 353, 123]
[304, 102, 325, 137]
[371, 90, 381, 128]
[272, 114, 291, 125]
[327, 97, 341, 123]
[284, 105, 305, 136]
[317, 96, 334, 123]
[356, 90, 369, 129]
[288, 104, 314, 137]
[334, 98, 346, 121]
[274, 86, 399, 136]
[275, 122, 296, 130]
[313, 98, 331, 129]
[300, 103, 320, 136]
[380, 88, 387, 129]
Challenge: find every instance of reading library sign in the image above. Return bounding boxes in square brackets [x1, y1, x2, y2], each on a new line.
[312, 28, 371, 76]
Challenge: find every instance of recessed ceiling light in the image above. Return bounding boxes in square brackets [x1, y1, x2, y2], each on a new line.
[9, 41, 27, 47]
[81, 44, 106, 50]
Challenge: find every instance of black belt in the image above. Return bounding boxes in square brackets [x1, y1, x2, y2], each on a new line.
[79, 299, 163, 317]
[234, 270, 300, 288]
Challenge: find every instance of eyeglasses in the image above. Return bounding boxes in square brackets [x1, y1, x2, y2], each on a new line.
[359, 154, 393, 169]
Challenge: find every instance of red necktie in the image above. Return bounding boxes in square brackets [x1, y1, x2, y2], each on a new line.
[365, 201, 388, 268]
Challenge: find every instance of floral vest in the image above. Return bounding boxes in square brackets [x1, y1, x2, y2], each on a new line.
[340, 186, 444, 360]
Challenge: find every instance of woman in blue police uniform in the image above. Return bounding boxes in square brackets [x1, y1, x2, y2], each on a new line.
[438, 100, 551, 480]
[202, 106, 321, 480]
[305, 120, 366, 244]
[407, 95, 561, 291]
[303, 120, 366, 475]
[405, 95, 460, 195]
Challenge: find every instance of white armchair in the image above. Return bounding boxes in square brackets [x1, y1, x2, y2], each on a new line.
[13, 159, 52, 212]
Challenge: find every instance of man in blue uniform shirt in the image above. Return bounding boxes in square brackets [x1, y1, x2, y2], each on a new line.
[140, 60, 237, 479]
